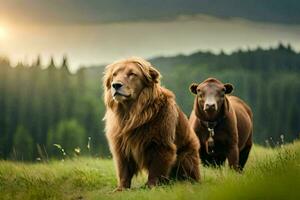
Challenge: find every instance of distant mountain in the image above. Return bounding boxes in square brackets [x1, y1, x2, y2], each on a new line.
[86, 43, 300, 75]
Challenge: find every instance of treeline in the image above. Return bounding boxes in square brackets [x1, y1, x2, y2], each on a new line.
[0, 57, 108, 160]
[149, 43, 300, 144]
[1, 43, 300, 160]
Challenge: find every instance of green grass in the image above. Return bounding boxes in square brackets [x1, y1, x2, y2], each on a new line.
[1, 142, 300, 200]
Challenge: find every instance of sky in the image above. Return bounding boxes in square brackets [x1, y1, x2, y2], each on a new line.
[0, 0, 300, 71]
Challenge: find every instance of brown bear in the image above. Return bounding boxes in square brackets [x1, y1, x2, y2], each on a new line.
[103, 57, 200, 190]
[189, 78, 253, 171]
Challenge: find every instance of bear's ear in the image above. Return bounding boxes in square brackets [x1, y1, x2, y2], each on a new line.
[224, 83, 234, 94]
[149, 66, 161, 83]
[189, 83, 198, 94]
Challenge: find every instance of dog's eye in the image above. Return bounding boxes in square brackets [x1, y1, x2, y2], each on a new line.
[112, 72, 117, 77]
[128, 72, 137, 77]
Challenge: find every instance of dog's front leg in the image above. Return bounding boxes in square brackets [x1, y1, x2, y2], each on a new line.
[145, 143, 176, 188]
[114, 154, 137, 191]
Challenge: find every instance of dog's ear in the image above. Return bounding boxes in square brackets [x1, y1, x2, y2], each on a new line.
[149, 66, 161, 83]
[189, 83, 198, 95]
[103, 64, 114, 89]
[104, 74, 112, 89]
[224, 83, 234, 94]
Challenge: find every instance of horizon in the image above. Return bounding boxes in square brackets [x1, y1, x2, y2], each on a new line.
[1, 42, 297, 72]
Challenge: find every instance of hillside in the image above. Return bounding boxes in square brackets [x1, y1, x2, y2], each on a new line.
[1, 44, 300, 160]
[0, 141, 299, 200]
[86, 44, 300, 143]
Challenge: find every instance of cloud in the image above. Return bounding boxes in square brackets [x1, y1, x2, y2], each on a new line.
[0, 0, 300, 25]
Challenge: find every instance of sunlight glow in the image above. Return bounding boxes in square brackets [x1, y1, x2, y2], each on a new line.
[0, 26, 8, 40]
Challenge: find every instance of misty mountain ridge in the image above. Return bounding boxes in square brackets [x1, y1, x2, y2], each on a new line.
[85, 43, 300, 78]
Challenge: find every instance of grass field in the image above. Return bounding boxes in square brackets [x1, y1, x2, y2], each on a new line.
[1, 141, 300, 200]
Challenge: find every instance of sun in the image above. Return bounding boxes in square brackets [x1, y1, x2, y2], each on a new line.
[0, 26, 8, 39]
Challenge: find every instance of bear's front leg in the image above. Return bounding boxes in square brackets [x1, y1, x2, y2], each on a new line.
[145, 143, 176, 188]
[227, 144, 239, 171]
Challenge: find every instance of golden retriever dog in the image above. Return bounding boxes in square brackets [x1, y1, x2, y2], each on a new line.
[103, 57, 200, 190]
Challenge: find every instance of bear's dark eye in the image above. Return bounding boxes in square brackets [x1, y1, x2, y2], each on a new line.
[219, 91, 225, 97]
[197, 90, 203, 97]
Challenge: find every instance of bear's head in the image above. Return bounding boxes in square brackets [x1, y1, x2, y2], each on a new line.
[190, 78, 233, 116]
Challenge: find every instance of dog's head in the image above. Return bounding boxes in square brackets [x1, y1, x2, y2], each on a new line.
[103, 57, 161, 108]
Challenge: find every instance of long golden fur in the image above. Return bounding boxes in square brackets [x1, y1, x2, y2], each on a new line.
[103, 57, 200, 190]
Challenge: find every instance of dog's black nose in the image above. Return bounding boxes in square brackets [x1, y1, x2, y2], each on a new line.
[112, 82, 123, 90]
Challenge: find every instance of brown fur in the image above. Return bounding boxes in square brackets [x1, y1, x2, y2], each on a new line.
[189, 78, 253, 171]
[103, 57, 200, 190]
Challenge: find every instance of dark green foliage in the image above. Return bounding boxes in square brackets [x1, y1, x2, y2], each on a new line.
[47, 119, 86, 157]
[0, 57, 107, 160]
[12, 126, 34, 161]
[0, 44, 299, 160]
